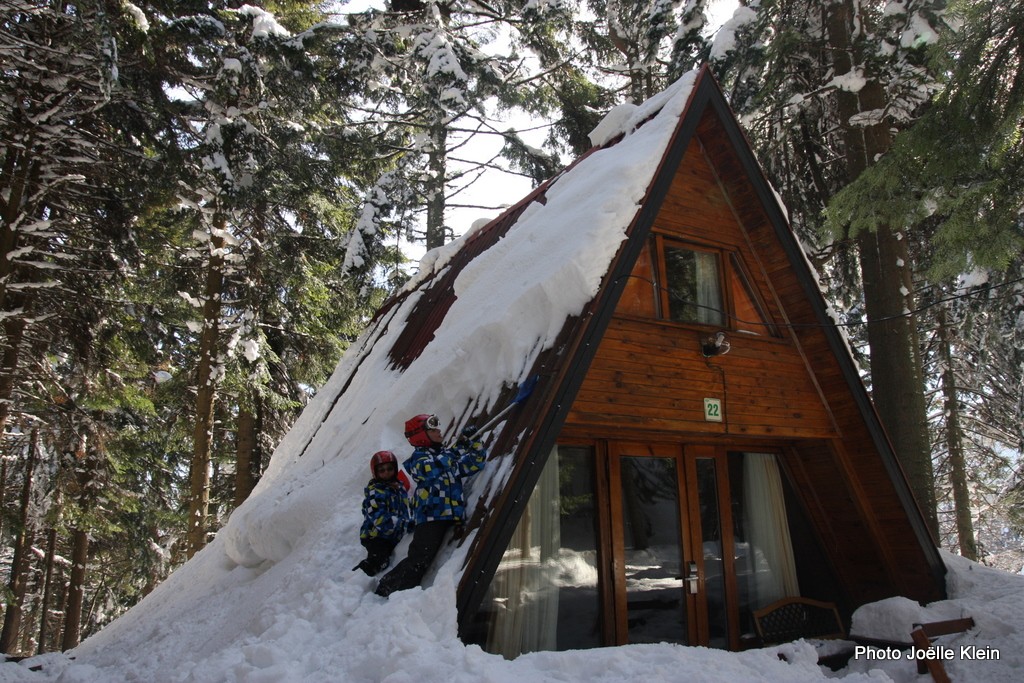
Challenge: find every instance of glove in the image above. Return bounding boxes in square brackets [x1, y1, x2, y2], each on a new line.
[456, 425, 478, 447]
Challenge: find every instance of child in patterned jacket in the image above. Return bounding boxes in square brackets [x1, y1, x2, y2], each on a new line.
[374, 414, 486, 597]
[353, 450, 410, 576]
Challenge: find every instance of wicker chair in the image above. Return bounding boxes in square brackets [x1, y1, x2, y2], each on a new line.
[753, 596, 846, 645]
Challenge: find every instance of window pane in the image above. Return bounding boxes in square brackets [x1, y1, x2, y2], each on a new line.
[664, 246, 724, 325]
[620, 456, 686, 645]
[471, 446, 602, 658]
[618, 239, 658, 317]
[728, 452, 800, 639]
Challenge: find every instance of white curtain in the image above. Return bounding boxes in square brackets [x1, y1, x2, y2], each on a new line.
[486, 447, 561, 658]
[695, 251, 722, 325]
[742, 453, 800, 607]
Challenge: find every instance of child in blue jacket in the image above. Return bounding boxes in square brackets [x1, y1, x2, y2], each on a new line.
[374, 414, 486, 597]
[353, 450, 410, 576]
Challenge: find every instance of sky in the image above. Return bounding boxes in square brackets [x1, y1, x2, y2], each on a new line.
[331, 0, 743, 254]
[0, 65, 1021, 683]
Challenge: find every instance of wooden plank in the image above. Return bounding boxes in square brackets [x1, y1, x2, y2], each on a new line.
[575, 313, 838, 437]
[781, 443, 891, 603]
[571, 386, 832, 427]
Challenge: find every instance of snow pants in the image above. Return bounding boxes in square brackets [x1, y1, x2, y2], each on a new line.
[354, 537, 399, 576]
[373, 520, 454, 597]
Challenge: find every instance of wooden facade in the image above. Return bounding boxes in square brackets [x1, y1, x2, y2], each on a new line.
[374, 68, 945, 656]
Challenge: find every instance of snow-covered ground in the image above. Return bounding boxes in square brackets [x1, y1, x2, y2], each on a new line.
[3, 68, 1020, 683]
[2, 551, 1022, 682]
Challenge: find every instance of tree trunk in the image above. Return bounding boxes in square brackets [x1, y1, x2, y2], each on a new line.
[826, 0, 937, 535]
[0, 137, 42, 436]
[857, 226, 936, 530]
[20, 562, 40, 655]
[143, 524, 163, 597]
[51, 564, 67, 652]
[938, 306, 977, 559]
[0, 317, 26, 436]
[187, 225, 226, 558]
[235, 202, 266, 509]
[61, 528, 88, 651]
[235, 405, 258, 507]
[37, 527, 58, 654]
[0, 458, 8, 540]
[1, 430, 38, 654]
[424, 121, 448, 250]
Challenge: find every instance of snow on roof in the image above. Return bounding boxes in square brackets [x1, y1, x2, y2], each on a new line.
[223, 72, 698, 567]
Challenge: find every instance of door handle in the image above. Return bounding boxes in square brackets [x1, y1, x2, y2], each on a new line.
[685, 561, 700, 594]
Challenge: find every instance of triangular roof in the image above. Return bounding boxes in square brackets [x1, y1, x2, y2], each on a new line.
[306, 66, 945, 631]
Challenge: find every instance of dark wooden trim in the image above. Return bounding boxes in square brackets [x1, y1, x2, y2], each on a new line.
[606, 445, 628, 643]
[684, 445, 713, 647]
[711, 449, 740, 650]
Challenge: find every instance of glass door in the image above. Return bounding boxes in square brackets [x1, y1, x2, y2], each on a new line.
[686, 447, 732, 649]
[615, 448, 688, 644]
[609, 442, 733, 648]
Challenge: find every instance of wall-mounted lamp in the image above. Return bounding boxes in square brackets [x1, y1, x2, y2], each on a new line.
[701, 331, 731, 357]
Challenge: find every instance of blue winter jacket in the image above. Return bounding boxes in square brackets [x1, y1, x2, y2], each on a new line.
[359, 479, 410, 541]
[404, 438, 487, 525]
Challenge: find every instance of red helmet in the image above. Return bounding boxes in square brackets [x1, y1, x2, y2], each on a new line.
[370, 450, 398, 478]
[404, 413, 440, 447]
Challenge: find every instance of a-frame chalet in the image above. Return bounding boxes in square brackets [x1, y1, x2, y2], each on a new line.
[369, 67, 945, 658]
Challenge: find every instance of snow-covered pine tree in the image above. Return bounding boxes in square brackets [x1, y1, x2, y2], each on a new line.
[0, 0, 139, 434]
[339, 0, 581, 255]
[128, 1, 390, 558]
[0, 0, 589, 645]
[595, 0, 715, 101]
[821, 0, 1024, 556]
[0, 0, 174, 653]
[826, 0, 1024, 281]
[916, 265, 1024, 565]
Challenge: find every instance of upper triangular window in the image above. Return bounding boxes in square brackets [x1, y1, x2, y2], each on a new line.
[617, 236, 778, 336]
[728, 253, 778, 336]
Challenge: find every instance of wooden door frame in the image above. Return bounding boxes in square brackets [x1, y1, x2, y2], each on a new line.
[607, 440, 698, 646]
[556, 438, 618, 649]
[684, 444, 742, 650]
